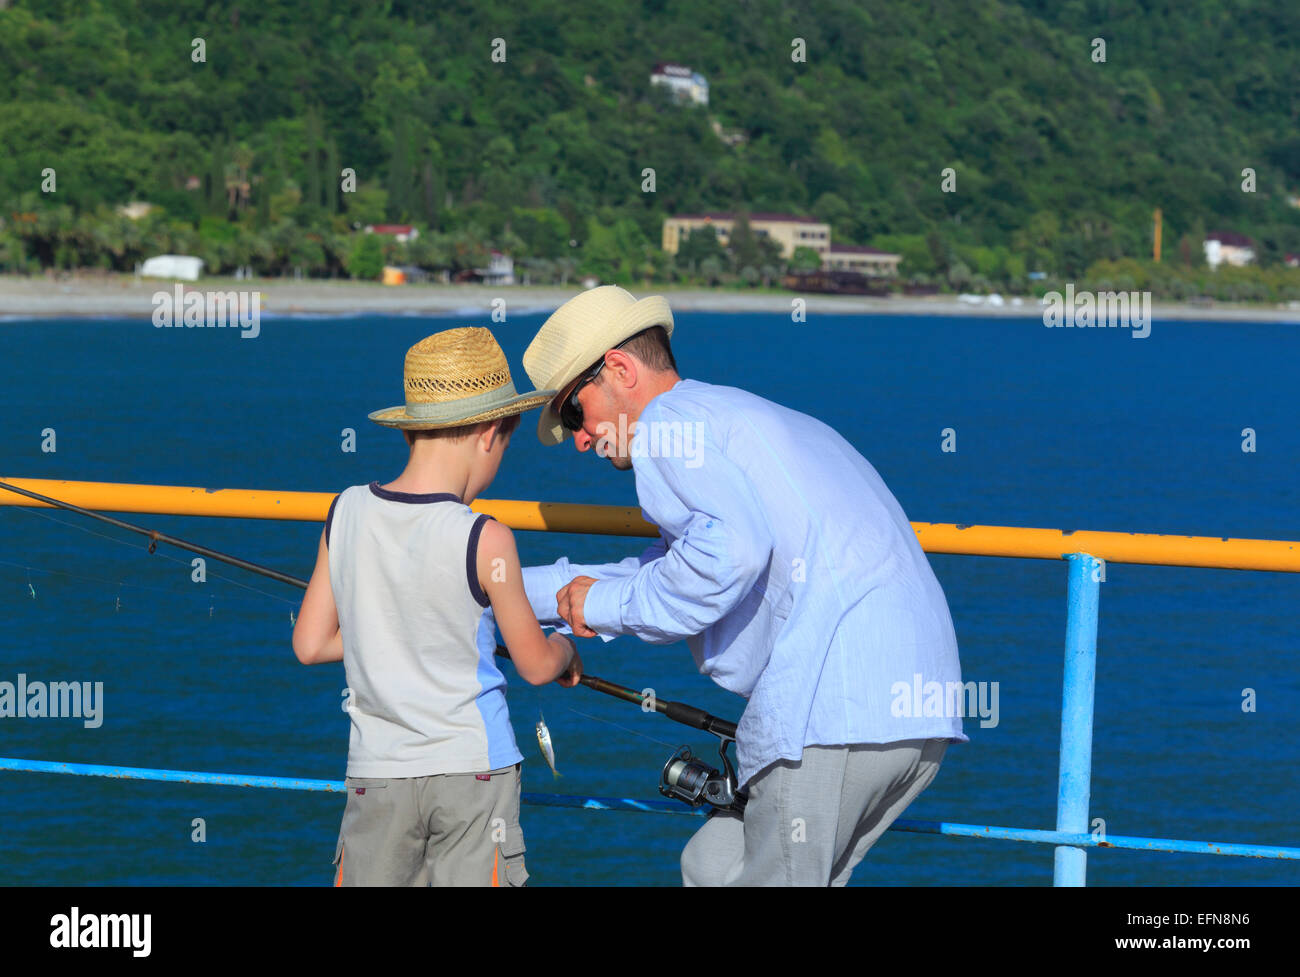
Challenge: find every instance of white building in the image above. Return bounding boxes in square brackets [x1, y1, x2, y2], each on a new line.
[366, 224, 419, 244]
[117, 201, 155, 220]
[140, 255, 204, 281]
[1204, 231, 1255, 269]
[476, 250, 515, 286]
[651, 62, 709, 107]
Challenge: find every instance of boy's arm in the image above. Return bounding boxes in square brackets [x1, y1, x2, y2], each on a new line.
[478, 519, 580, 686]
[292, 528, 343, 664]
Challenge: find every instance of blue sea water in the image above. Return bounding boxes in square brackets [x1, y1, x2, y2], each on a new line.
[0, 309, 1297, 886]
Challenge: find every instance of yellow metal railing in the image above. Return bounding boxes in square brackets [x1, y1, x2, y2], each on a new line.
[5, 475, 1300, 886]
[2, 477, 1298, 572]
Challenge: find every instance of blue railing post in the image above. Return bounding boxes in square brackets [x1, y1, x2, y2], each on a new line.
[1054, 552, 1101, 886]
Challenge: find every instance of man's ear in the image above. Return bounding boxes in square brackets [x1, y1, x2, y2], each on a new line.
[607, 350, 638, 389]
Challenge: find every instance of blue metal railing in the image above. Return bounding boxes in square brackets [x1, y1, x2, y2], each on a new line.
[3, 543, 1298, 883]
[3, 753, 1298, 862]
[1056, 553, 1101, 885]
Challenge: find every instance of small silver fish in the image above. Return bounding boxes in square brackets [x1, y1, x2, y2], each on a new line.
[536, 711, 560, 779]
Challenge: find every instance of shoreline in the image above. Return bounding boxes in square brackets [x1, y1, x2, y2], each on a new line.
[2, 274, 1298, 323]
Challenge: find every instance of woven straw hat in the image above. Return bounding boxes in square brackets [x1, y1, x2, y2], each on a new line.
[369, 327, 555, 429]
[522, 286, 674, 445]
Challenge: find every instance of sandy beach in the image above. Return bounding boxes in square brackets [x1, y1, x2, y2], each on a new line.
[2, 273, 1297, 322]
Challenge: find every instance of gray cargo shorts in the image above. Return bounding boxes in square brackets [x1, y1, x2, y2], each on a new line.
[332, 763, 527, 886]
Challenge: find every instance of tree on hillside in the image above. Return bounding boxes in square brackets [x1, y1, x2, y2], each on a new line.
[675, 225, 726, 275]
[728, 212, 761, 272]
[346, 233, 384, 280]
[790, 246, 822, 273]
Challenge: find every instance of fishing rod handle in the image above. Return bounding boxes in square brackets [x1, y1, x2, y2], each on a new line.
[662, 700, 738, 740]
[661, 700, 711, 729]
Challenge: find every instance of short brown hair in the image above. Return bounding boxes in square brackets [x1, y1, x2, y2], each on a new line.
[619, 325, 677, 374]
[403, 412, 521, 445]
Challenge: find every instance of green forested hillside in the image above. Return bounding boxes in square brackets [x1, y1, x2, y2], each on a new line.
[1, 0, 1298, 295]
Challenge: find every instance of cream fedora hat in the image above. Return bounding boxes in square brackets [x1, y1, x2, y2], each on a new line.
[522, 286, 674, 445]
[369, 327, 555, 429]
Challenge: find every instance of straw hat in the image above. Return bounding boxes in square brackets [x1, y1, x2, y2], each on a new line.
[369, 327, 555, 429]
[522, 286, 674, 445]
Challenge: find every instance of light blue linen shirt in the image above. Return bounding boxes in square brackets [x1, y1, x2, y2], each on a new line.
[522, 379, 966, 785]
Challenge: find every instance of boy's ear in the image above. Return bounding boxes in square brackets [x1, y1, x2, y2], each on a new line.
[479, 419, 503, 452]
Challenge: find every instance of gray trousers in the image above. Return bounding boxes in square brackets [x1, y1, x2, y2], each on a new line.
[681, 739, 948, 886]
[332, 764, 527, 886]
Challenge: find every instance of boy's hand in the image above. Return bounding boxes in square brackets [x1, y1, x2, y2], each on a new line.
[556, 575, 599, 638]
[555, 646, 583, 688]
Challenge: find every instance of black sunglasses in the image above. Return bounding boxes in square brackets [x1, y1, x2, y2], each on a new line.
[558, 334, 642, 432]
[558, 357, 608, 432]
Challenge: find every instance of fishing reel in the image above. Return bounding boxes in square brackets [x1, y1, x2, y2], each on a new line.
[659, 739, 747, 814]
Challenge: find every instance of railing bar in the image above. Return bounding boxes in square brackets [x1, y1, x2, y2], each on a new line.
[888, 819, 1300, 859]
[1053, 553, 1101, 886]
[2, 757, 1296, 858]
[2, 478, 1299, 571]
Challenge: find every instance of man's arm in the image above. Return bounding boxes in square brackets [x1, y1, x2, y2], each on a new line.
[521, 538, 668, 626]
[293, 528, 343, 664]
[561, 420, 775, 644]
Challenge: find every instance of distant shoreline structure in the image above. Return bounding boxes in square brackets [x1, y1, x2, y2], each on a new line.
[1, 274, 1297, 323]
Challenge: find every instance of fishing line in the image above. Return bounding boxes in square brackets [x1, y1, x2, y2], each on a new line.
[4, 503, 297, 606]
[0, 556, 284, 606]
[0, 480, 306, 589]
[9, 502, 298, 603]
[0, 553, 189, 600]
[560, 703, 679, 750]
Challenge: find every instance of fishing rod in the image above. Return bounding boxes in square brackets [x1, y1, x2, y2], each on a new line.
[535, 667, 745, 811]
[0, 480, 307, 589]
[576, 675, 736, 741]
[0, 478, 744, 810]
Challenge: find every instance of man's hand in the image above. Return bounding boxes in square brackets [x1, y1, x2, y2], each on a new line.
[556, 575, 599, 638]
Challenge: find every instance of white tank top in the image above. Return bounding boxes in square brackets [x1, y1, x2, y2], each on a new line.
[327, 482, 521, 777]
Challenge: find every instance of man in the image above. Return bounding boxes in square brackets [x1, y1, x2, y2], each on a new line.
[519, 286, 966, 886]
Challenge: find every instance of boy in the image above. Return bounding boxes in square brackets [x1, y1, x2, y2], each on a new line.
[292, 326, 581, 886]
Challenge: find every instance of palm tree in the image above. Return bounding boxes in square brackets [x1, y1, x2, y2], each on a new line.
[227, 145, 255, 212]
[89, 210, 128, 269]
[555, 256, 577, 286]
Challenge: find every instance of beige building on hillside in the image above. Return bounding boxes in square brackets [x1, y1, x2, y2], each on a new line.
[662, 213, 831, 260]
[662, 212, 900, 275]
[824, 244, 902, 277]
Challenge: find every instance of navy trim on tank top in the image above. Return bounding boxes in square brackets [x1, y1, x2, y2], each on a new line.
[466, 513, 493, 608]
[324, 493, 340, 549]
[368, 481, 462, 505]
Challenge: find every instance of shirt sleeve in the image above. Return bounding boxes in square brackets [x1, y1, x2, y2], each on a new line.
[581, 414, 775, 644]
[519, 539, 668, 638]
